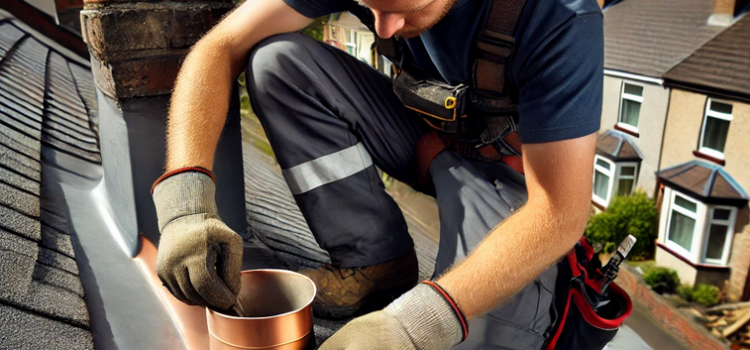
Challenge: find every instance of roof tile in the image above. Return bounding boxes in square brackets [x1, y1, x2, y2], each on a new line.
[0, 142, 41, 180]
[0, 204, 40, 240]
[0, 304, 93, 350]
[604, 0, 726, 77]
[32, 263, 84, 297]
[664, 15, 750, 99]
[37, 246, 79, 275]
[0, 181, 39, 217]
[40, 224, 75, 258]
[0, 166, 40, 194]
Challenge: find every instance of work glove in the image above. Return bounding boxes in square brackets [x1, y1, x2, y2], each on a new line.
[151, 168, 243, 310]
[319, 281, 468, 350]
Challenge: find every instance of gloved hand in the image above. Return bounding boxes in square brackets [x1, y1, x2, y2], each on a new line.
[151, 168, 243, 310]
[319, 281, 468, 350]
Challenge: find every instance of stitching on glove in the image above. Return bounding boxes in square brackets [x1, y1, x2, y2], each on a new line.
[422, 280, 469, 341]
[151, 166, 216, 193]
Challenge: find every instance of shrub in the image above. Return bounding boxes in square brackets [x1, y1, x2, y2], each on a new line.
[677, 284, 694, 302]
[584, 191, 658, 260]
[603, 242, 617, 254]
[643, 267, 680, 294]
[693, 284, 721, 306]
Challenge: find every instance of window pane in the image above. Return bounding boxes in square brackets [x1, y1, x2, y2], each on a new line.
[705, 224, 728, 260]
[702, 117, 730, 153]
[674, 196, 697, 212]
[710, 101, 733, 115]
[620, 99, 641, 127]
[713, 209, 731, 220]
[624, 84, 643, 96]
[617, 178, 634, 197]
[621, 166, 636, 177]
[596, 159, 611, 170]
[594, 170, 610, 201]
[668, 211, 695, 252]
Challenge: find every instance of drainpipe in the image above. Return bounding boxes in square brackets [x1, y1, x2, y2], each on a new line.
[80, 0, 246, 256]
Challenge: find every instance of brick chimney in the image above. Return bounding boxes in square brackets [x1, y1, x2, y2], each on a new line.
[80, 0, 247, 255]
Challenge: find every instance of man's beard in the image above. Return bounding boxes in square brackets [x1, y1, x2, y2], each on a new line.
[394, 0, 460, 38]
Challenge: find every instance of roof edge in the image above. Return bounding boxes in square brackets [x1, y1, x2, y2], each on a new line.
[0, 1, 89, 61]
[604, 69, 664, 86]
[663, 79, 750, 104]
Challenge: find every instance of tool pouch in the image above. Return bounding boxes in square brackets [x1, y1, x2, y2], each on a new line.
[392, 68, 478, 135]
[545, 238, 633, 350]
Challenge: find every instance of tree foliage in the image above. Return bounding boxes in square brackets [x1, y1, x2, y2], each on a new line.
[584, 191, 658, 260]
[301, 16, 328, 42]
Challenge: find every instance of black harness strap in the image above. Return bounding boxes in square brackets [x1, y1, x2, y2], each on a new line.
[475, 0, 528, 97]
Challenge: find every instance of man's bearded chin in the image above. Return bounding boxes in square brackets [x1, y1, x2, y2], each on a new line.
[395, 25, 430, 38]
[394, 0, 459, 39]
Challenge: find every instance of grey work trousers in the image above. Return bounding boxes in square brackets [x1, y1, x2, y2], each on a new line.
[246, 33, 557, 349]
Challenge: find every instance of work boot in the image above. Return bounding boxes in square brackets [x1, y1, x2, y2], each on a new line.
[299, 251, 419, 319]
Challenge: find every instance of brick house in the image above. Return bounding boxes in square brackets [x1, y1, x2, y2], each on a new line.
[593, 0, 732, 209]
[655, 13, 750, 300]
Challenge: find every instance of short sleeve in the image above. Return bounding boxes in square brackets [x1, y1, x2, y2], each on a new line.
[282, 0, 347, 18]
[515, 13, 603, 144]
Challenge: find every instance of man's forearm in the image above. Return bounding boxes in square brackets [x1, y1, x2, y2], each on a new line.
[437, 134, 596, 320]
[438, 200, 586, 320]
[163, 0, 313, 172]
[165, 41, 236, 171]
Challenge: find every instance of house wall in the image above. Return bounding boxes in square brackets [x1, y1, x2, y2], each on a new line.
[600, 75, 670, 197]
[660, 88, 750, 300]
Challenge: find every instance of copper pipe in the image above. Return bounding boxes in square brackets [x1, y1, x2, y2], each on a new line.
[206, 270, 316, 350]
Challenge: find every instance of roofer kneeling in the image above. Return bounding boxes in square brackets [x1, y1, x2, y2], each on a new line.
[150, 0, 605, 347]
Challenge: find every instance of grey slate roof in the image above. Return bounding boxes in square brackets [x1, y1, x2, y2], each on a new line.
[604, 0, 726, 78]
[596, 129, 643, 161]
[664, 14, 750, 101]
[657, 160, 749, 206]
[0, 11, 99, 350]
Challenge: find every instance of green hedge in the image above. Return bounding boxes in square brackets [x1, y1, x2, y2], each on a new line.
[584, 191, 658, 260]
[643, 267, 680, 294]
[693, 284, 721, 306]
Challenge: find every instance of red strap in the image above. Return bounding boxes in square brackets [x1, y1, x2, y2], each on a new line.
[415, 131, 449, 188]
[150, 166, 215, 194]
[501, 155, 524, 174]
[422, 280, 469, 341]
[545, 287, 575, 350]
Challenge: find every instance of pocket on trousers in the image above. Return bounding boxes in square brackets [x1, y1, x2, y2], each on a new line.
[455, 266, 557, 350]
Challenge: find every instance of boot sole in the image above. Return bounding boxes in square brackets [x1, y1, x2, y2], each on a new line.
[312, 283, 415, 320]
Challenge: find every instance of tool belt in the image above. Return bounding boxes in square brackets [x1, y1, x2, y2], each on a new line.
[544, 238, 633, 350]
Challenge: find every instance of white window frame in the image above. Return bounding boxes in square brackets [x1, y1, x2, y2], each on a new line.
[592, 155, 615, 207]
[700, 206, 737, 266]
[614, 163, 639, 197]
[698, 98, 733, 160]
[616, 82, 644, 133]
[591, 156, 639, 208]
[660, 189, 737, 267]
[664, 192, 702, 261]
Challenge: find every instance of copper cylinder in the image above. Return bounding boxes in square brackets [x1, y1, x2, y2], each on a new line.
[206, 270, 316, 350]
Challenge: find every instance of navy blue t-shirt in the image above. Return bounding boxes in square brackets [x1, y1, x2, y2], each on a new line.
[282, 0, 603, 144]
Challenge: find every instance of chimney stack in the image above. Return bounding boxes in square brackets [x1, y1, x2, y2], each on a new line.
[80, 0, 247, 255]
[708, 0, 749, 26]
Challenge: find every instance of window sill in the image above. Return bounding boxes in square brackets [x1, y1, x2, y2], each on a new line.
[614, 123, 639, 138]
[656, 243, 729, 270]
[592, 200, 607, 211]
[693, 150, 725, 166]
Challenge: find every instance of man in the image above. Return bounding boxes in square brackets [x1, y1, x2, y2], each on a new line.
[150, 0, 603, 347]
